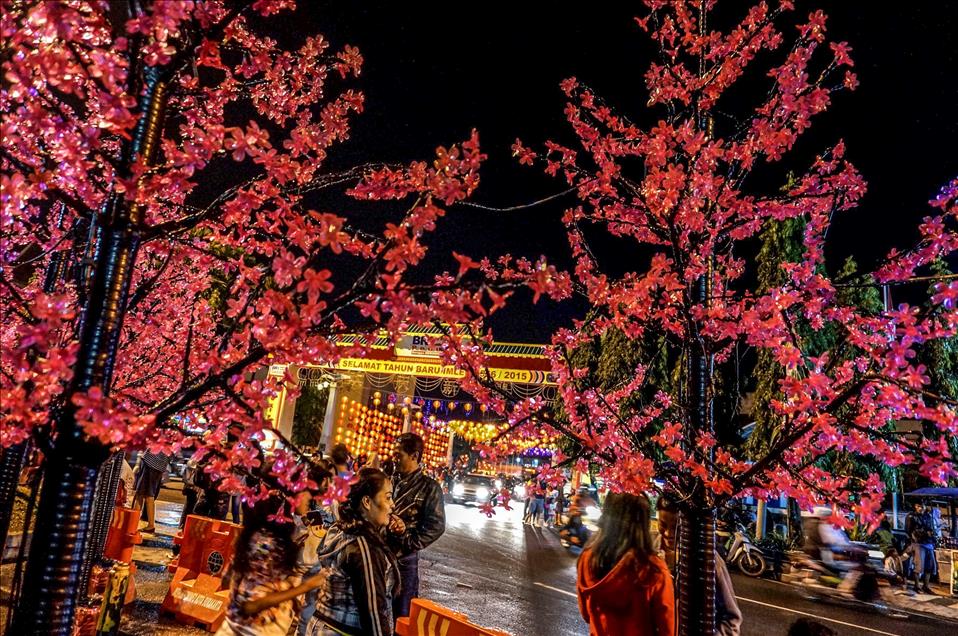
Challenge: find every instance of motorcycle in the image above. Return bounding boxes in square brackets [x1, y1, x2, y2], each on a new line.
[559, 500, 600, 552]
[718, 523, 768, 577]
[793, 541, 883, 604]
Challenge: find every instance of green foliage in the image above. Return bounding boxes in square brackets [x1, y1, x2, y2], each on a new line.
[747, 216, 804, 458]
[918, 259, 958, 485]
[920, 259, 958, 401]
[747, 216, 892, 494]
[291, 382, 329, 448]
[754, 530, 799, 555]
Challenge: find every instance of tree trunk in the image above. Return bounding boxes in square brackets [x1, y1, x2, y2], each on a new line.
[9, 438, 104, 634]
[678, 506, 717, 636]
[0, 443, 28, 551]
[11, 64, 167, 635]
[79, 453, 125, 598]
[678, 253, 717, 635]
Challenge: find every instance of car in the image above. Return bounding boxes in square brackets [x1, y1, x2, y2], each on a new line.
[451, 473, 497, 506]
[509, 481, 527, 501]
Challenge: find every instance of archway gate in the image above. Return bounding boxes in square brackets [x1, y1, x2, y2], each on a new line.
[265, 328, 556, 466]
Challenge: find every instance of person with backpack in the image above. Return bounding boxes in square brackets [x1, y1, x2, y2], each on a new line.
[132, 450, 171, 533]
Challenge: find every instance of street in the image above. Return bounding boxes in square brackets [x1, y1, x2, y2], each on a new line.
[423, 503, 958, 636]
[110, 489, 958, 636]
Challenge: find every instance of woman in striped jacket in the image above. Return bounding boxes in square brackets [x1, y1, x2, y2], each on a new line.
[306, 468, 400, 636]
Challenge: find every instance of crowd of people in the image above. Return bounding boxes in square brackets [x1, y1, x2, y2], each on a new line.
[202, 432, 445, 636]
[125, 435, 951, 636]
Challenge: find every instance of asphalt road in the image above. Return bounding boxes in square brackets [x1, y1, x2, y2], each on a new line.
[422, 502, 583, 635]
[426, 502, 958, 636]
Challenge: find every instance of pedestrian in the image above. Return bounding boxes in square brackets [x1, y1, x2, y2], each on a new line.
[180, 452, 202, 528]
[292, 462, 334, 636]
[330, 443, 352, 478]
[215, 496, 326, 636]
[193, 461, 231, 520]
[385, 432, 446, 620]
[132, 449, 171, 533]
[882, 547, 907, 589]
[787, 618, 835, 636]
[873, 518, 895, 556]
[525, 482, 547, 527]
[656, 492, 742, 635]
[546, 486, 558, 522]
[905, 501, 937, 593]
[306, 468, 400, 636]
[576, 492, 674, 636]
[555, 485, 567, 526]
[118, 455, 136, 509]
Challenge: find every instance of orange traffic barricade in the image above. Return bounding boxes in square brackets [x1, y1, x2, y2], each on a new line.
[395, 599, 512, 636]
[104, 506, 142, 563]
[100, 506, 142, 605]
[161, 515, 242, 632]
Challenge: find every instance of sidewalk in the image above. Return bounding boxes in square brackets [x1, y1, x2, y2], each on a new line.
[120, 500, 205, 636]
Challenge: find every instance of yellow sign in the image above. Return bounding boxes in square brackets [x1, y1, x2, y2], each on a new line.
[329, 358, 555, 385]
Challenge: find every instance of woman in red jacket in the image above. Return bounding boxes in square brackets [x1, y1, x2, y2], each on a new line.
[577, 492, 675, 636]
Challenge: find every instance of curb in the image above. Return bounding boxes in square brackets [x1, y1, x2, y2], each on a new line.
[777, 571, 958, 623]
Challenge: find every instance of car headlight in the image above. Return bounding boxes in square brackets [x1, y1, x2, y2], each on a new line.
[514, 485, 526, 498]
[494, 479, 503, 490]
[452, 483, 465, 496]
[475, 486, 490, 500]
[585, 506, 600, 518]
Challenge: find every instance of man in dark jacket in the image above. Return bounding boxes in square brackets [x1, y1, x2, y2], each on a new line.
[386, 432, 446, 619]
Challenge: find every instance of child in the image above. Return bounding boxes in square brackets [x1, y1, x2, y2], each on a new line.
[883, 547, 906, 589]
[215, 496, 325, 636]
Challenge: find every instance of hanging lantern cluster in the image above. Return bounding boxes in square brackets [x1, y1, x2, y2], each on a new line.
[336, 397, 403, 460]
[362, 389, 490, 417]
[509, 427, 560, 456]
[446, 419, 508, 443]
[410, 418, 451, 470]
[445, 416, 559, 457]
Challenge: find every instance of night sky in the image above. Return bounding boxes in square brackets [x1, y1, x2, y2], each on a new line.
[275, 1, 957, 342]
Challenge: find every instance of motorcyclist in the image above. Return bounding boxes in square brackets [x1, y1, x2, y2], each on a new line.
[560, 487, 597, 548]
[800, 509, 879, 602]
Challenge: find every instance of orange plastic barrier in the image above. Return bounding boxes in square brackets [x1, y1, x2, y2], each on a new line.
[104, 506, 142, 563]
[161, 515, 242, 632]
[395, 599, 512, 636]
[99, 506, 142, 604]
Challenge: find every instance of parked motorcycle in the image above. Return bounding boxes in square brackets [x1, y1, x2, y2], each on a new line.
[718, 523, 768, 577]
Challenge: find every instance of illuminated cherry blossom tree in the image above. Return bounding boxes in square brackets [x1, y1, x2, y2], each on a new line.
[448, 2, 957, 634]
[0, 2, 566, 633]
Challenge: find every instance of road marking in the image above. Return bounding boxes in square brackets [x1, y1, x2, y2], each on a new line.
[534, 582, 577, 598]
[735, 596, 901, 635]
[746, 575, 949, 623]
[532, 579, 908, 634]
